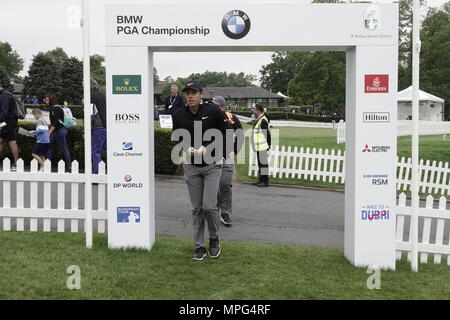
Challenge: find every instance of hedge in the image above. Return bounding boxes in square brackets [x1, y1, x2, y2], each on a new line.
[232, 111, 345, 123]
[0, 123, 179, 175]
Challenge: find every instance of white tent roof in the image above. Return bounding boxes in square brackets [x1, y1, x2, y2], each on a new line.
[277, 92, 288, 99]
[398, 86, 445, 103]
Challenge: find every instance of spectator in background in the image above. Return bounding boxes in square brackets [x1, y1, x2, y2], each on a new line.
[31, 96, 39, 104]
[91, 79, 107, 174]
[164, 84, 185, 115]
[212, 96, 244, 227]
[27, 108, 49, 172]
[154, 106, 160, 121]
[0, 79, 19, 171]
[251, 104, 271, 187]
[46, 94, 71, 172]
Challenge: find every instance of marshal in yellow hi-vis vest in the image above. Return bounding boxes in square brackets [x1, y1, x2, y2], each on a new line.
[252, 115, 269, 151]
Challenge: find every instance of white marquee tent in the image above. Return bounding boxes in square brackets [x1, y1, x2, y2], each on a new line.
[398, 86, 445, 121]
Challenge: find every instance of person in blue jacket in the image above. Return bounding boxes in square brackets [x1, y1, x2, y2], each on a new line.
[27, 108, 50, 172]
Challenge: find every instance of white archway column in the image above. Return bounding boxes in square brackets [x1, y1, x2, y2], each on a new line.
[345, 45, 398, 269]
[106, 46, 155, 249]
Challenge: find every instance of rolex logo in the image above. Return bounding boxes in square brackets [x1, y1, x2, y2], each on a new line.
[112, 75, 142, 95]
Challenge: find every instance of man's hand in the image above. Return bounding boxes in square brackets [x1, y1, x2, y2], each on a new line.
[228, 151, 235, 159]
[187, 147, 195, 155]
[195, 145, 206, 155]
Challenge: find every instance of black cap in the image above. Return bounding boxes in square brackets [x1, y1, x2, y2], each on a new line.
[182, 81, 203, 92]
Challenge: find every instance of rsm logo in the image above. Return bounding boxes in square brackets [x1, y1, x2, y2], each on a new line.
[363, 174, 389, 186]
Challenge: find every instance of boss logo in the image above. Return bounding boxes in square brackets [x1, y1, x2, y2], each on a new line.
[114, 114, 141, 122]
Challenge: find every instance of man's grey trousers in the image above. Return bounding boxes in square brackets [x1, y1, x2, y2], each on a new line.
[183, 163, 222, 249]
[217, 163, 234, 216]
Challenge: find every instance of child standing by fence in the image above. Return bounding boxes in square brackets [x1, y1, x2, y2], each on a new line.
[27, 108, 49, 172]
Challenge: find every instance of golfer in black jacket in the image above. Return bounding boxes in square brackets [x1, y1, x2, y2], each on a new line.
[172, 81, 228, 261]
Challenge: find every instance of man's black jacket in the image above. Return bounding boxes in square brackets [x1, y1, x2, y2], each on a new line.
[172, 102, 229, 167]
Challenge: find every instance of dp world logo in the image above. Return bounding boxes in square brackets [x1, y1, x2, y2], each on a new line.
[222, 10, 251, 40]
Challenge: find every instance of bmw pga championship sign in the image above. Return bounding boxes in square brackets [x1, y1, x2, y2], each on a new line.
[106, 1, 398, 269]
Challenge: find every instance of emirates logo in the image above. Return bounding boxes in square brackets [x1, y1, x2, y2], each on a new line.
[372, 77, 381, 88]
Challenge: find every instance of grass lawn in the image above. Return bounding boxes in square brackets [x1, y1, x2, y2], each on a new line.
[237, 124, 450, 197]
[0, 231, 449, 300]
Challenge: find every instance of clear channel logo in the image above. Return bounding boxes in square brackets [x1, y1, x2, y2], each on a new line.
[113, 142, 143, 158]
[222, 10, 251, 40]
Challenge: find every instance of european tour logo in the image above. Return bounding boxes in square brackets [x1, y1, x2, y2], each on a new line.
[112, 75, 142, 94]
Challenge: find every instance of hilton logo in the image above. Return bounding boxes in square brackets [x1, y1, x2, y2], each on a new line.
[363, 112, 390, 123]
[112, 75, 142, 94]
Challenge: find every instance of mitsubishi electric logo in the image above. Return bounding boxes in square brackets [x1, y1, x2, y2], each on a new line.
[222, 10, 251, 39]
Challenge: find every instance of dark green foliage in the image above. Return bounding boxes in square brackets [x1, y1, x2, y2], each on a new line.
[0, 124, 178, 175]
[60, 57, 83, 105]
[0, 42, 24, 83]
[154, 128, 179, 175]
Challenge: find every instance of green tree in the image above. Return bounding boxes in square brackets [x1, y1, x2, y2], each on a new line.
[90, 54, 106, 90]
[287, 51, 346, 110]
[23, 52, 60, 100]
[60, 57, 83, 104]
[0, 42, 24, 83]
[397, 0, 427, 90]
[259, 51, 308, 94]
[178, 71, 255, 87]
[153, 67, 160, 83]
[420, 2, 450, 118]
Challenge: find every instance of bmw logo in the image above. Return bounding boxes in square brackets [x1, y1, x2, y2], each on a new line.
[222, 10, 251, 40]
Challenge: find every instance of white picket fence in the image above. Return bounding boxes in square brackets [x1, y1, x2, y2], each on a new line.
[248, 145, 450, 196]
[396, 193, 450, 265]
[249, 145, 345, 184]
[337, 120, 450, 143]
[0, 158, 107, 233]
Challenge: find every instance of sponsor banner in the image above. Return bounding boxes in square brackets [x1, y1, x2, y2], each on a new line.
[106, 4, 398, 47]
[113, 175, 144, 189]
[112, 75, 142, 94]
[361, 204, 390, 221]
[363, 174, 389, 186]
[113, 142, 144, 157]
[117, 207, 141, 223]
[363, 112, 390, 123]
[221, 10, 251, 40]
[364, 74, 389, 93]
[114, 113, 141, 124]
[362, 144, 391, 153]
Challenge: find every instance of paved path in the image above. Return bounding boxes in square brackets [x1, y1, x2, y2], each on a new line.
[156, 177, 345, 248]
[2, 177, 448, 248]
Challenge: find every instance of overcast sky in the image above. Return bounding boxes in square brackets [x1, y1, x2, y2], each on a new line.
[1, 0, 447, 84]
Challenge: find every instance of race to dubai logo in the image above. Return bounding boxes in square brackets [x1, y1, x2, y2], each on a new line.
[363, 5, 381, 31]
